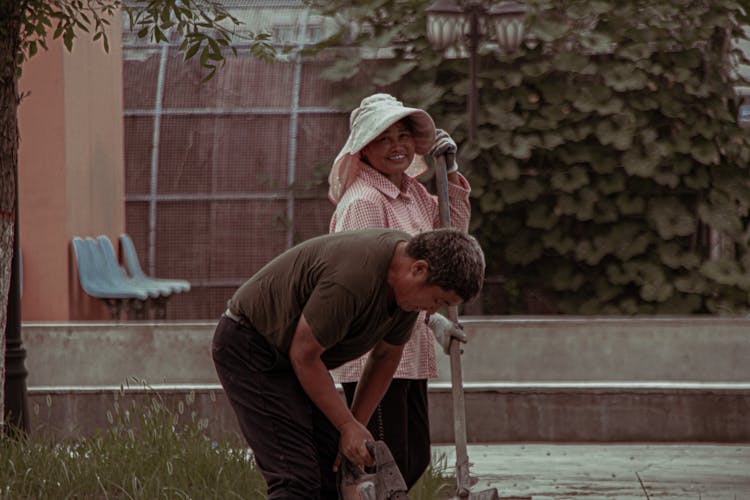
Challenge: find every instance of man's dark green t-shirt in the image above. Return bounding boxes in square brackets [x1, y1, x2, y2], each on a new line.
[227, 228, 418, 369]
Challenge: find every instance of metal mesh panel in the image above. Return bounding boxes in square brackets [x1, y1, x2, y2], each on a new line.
[294, 113, 348, 190]
[122, 3, 362, 319]
[163, 52, 296, 109]
[124, 116, 153, 196]
[294, 198, 335, 244]
[154, 200, 287, 281]
[153, 201, 214, 282]
[299, 58, 361, 107]
[123, 49, 160, 109]
[167, 286, 238, 320]
[124, 202, 150, 269]
[209, 200, 289, 278]
[157, 115, 288, 194]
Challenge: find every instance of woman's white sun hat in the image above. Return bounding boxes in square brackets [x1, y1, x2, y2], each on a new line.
[328, 94, 436, 204]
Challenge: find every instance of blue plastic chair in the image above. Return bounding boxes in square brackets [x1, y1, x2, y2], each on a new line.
[95, 235, 165, 299]
[119, 234, 191, 294]
[71, 237, 149, 319]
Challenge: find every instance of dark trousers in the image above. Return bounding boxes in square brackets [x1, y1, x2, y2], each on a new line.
[212, 316, 340, 499]
[342, 378, 431, 489]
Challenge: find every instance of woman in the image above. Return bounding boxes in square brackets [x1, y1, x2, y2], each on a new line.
[328, 93, 471, 488]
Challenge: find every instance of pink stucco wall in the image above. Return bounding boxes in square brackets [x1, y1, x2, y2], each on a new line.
[18, 17, 125, 320]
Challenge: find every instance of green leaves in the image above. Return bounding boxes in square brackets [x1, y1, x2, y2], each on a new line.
[601, 63, 649, 91]
[309, 0, 750, 313]
[124, 0, 275, 80]
[320, 57, 361, 80]
[595, 112, 636, 150]
[20, 0, 118, 62]
[551, 165, 589, 192]
[647, 197, 697, 239]
[19, 0, 276, 80]
[530, 17, 570, 43]
[700, 259, 750, 289]
[373, 61, 417, 86]
[488, 157, 520, 181]
[622, 147, 659, 177]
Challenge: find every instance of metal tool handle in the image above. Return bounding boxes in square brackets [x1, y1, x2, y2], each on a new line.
[434, 153, 471, 498]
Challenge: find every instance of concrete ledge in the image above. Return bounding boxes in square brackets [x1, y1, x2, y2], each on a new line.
[20, 317, 750, 443]
[428, 382, 750, 443]
[437, 316, 750, 382]
[22, 316, 750, 386]
[27, 382, 750, 443]
[23, 321, 217, 386]
[27, 385, 241, 443]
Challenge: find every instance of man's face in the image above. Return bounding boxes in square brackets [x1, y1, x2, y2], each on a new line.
[392, 260, 463, 314]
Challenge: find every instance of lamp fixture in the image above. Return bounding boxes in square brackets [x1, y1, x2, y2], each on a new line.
[425, 0, 529, 142]
[426, 0, 528, 53]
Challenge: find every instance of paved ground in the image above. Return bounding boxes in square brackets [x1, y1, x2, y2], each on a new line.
[431, 444, 750, 499]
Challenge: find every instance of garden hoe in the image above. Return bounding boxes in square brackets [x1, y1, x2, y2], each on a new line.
[338, 440, 409, 500]
[435, 153, 501, 500]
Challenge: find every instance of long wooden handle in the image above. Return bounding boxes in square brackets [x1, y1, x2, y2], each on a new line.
[434, 153, 471, 498]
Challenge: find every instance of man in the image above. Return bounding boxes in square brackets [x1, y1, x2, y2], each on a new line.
[211, 227, 485, 499]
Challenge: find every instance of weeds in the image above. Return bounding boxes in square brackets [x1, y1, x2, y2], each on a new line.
[2, 382, 264, 499]
[1, 381, 453, 499]
[410, 452, 456, 500]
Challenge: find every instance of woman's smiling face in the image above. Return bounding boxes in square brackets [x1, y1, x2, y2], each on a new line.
[360, 120, 416, 186]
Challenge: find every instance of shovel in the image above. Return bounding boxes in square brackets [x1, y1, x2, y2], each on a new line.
[434, 153, 500, 500]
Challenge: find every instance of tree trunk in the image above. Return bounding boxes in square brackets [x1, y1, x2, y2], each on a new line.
[0, 1, 22, 428]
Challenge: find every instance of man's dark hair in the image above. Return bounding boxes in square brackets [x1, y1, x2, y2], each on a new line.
[405, 228, 485, 302]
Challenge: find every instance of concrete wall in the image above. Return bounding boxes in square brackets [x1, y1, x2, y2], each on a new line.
[21, 317, 750, 442]
[24, 321, 216, 386]
[18, 11, 125, 321]
[22, 316, 750, 387]
[435, 316, 750, 383]
[27, 382, 750, 443]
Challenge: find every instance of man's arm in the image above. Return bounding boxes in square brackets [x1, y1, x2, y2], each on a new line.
[288, 314, 375, 468]
[350, 339, 404, 427]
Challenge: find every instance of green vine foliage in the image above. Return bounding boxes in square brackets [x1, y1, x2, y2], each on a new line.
[310, 0, 750, 314]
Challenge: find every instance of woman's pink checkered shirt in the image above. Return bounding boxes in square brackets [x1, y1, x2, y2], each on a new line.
[329, 160, 471, 382]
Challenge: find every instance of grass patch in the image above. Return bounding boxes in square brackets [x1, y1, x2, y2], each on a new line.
[2, 383, 454, 499]
[2, 383, 263, 499]
[409, 452, 456, 499]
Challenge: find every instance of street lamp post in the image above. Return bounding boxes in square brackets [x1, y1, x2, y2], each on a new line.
[3, 172, 29, 436]
[426, 0, 527, 142]
[425, 4, 527, 497]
